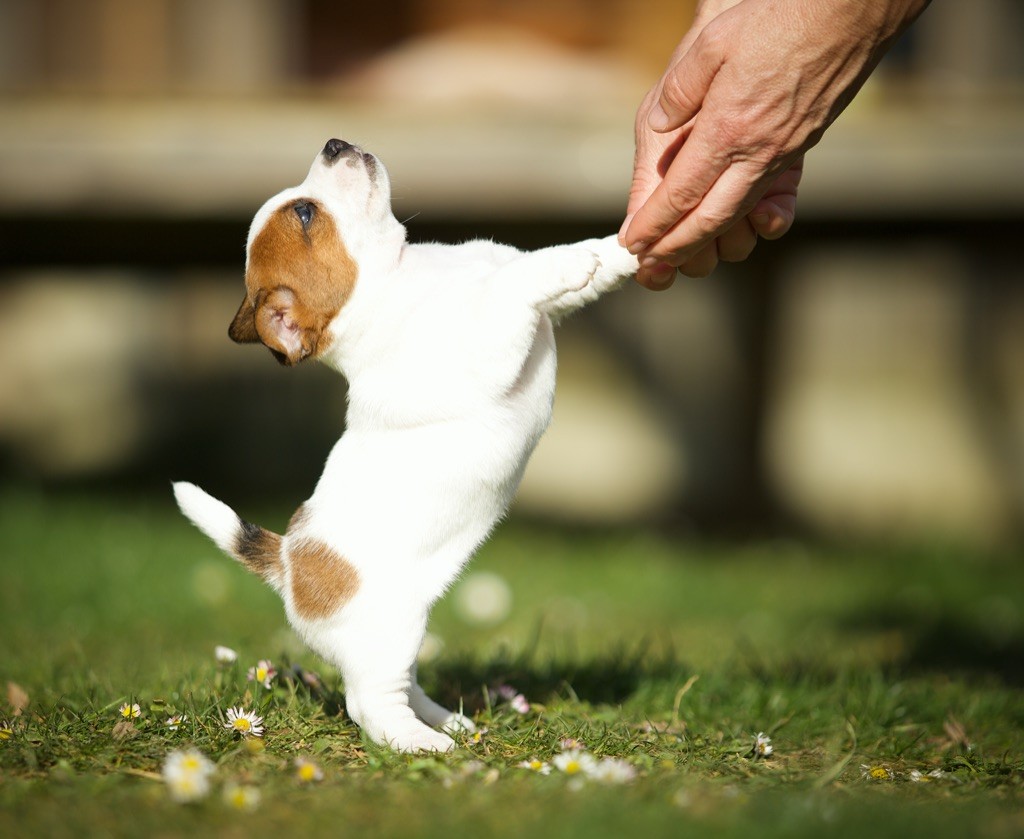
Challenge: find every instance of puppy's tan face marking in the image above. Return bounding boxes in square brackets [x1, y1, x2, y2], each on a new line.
[230, 200, 358, 365]
[288, 538, 360, 621]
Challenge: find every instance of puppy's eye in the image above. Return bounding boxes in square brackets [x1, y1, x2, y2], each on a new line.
[293, 202, 314, 227]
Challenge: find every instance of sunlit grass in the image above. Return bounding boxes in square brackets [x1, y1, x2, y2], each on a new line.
[1, 488, 1022, 837]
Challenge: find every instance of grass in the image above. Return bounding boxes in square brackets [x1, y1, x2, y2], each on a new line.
[1, 486, 1022, 837]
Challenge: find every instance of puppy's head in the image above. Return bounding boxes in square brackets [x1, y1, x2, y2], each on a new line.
[230, 138, 397, 365]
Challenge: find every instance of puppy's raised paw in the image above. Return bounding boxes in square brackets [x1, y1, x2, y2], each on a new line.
[552, 248, 601, 293]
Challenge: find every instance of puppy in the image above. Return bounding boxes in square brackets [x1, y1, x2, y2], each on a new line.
[174, 138, 639, 752]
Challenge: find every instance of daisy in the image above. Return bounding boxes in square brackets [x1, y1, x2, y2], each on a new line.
[0, 720, 13, 740]
[753, 732, 773, 759]
[559, 737, 585, 751]
[517, 758, 552, 775]
[162, 748, 215, 803]
[495, 685, 530, 713]
[223, 782, 261, 812]
[589, 757, 638, 784]
[165, 714, 187, 730]
[553, 749, 598, 777]
[224, 706, 264, 738]
[295, 756, 324, 783]
[909, 768, 945, 782]
[509, 694, 530, 714]
[860, 764, 893, 781]
[119, 703, 142, 720]
[247, 660, 277, 689]
[214, 645, 238, 664]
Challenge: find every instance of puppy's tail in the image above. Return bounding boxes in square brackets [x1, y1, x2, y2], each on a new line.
[173, 481, 284, 592]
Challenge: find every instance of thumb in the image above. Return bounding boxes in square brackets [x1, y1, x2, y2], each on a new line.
[620, 113, 688, 243]
[648, 37, 722, 133]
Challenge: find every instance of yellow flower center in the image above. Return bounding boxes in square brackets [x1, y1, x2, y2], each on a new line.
[234, 718, 252, 732]
[228, 789, 248, 809]
[0, 728, 11, 740]
[181, 756, 201, 772]
[298, 764, 318, 781]
[174, 776, 199, 795]
[256, 668, 268, 682]
[564, 761, 581, 775]
[529, 760, 543, 771]
[869, 766, 889, 780]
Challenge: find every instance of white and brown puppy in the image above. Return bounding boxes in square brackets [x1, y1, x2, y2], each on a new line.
[174, 138, 639, 752]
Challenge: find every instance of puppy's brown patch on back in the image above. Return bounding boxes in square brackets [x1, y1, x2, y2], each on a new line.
[289, 538, 360, 620]
[231, 201, 359, 364]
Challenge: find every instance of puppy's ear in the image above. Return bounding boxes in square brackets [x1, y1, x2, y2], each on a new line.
[228, 296, 260, 344]
[254, 287, 317, 366]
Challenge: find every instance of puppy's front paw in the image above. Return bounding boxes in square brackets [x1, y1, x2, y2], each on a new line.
[388, 727, 456, 753]
[553, 248, 601, 293]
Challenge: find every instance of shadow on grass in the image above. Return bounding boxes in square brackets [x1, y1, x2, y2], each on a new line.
[839, 604, 1024, 687]
[424, 644, 690, 714]
[275, 644, 690, 721]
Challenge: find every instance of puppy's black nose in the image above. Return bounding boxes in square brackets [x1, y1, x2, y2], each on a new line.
[323, 138, 353, 160]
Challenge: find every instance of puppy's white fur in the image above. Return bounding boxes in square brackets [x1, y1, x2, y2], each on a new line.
[174, 140, 638, 752]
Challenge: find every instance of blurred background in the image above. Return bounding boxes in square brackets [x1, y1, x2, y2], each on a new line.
[1, 0, 1023, 544]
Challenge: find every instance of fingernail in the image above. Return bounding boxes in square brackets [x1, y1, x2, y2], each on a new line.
[627, 240, 649, 256]
[647, 104, 671, 132]
[640, 256, 664, 269]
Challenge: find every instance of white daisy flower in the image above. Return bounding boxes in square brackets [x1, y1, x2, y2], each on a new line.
[753, 732, 773, 758]
[517, 758, 552, 775]
[162, 748, 215, 803]
[223, 782, 261, 811]
[553, 749, 598, 777]
[165, 714, 187, 730]
[860, 764, 893, 781]
[214, 645, 238, 664]
[495, 685, 531, 714]
[247, 660, 277, 689]
[119, 703, 142, 720]
[224, 706, 264, 738]
[588, 757, 638, 784]
[295, 756, 324, 783]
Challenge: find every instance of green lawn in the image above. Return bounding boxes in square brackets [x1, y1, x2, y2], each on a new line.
[1, 487, 1022, 838]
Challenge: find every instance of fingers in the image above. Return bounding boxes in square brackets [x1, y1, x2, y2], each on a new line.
[749, 156, 803, 239]
[647, 33, 723, 134]
[634, 212, 755, 290]
[630, 155, 756, 265]
[623, 94, 693, 233]
[623, 131, 729, 256]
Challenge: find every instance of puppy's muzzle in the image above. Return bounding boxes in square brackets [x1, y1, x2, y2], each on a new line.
[323, 138, 376, 171]
[323, 138, 355, 161]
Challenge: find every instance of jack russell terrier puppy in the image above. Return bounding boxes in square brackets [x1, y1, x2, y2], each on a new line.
[174, 138, 639, 752]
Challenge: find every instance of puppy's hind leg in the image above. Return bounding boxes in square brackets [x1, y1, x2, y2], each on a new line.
[336, 598, 456, 753]
[408, 664, 476, 735]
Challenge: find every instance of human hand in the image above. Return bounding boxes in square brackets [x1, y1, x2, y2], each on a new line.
[621, 0, 928, 289]
[624, 78, 802, 287]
